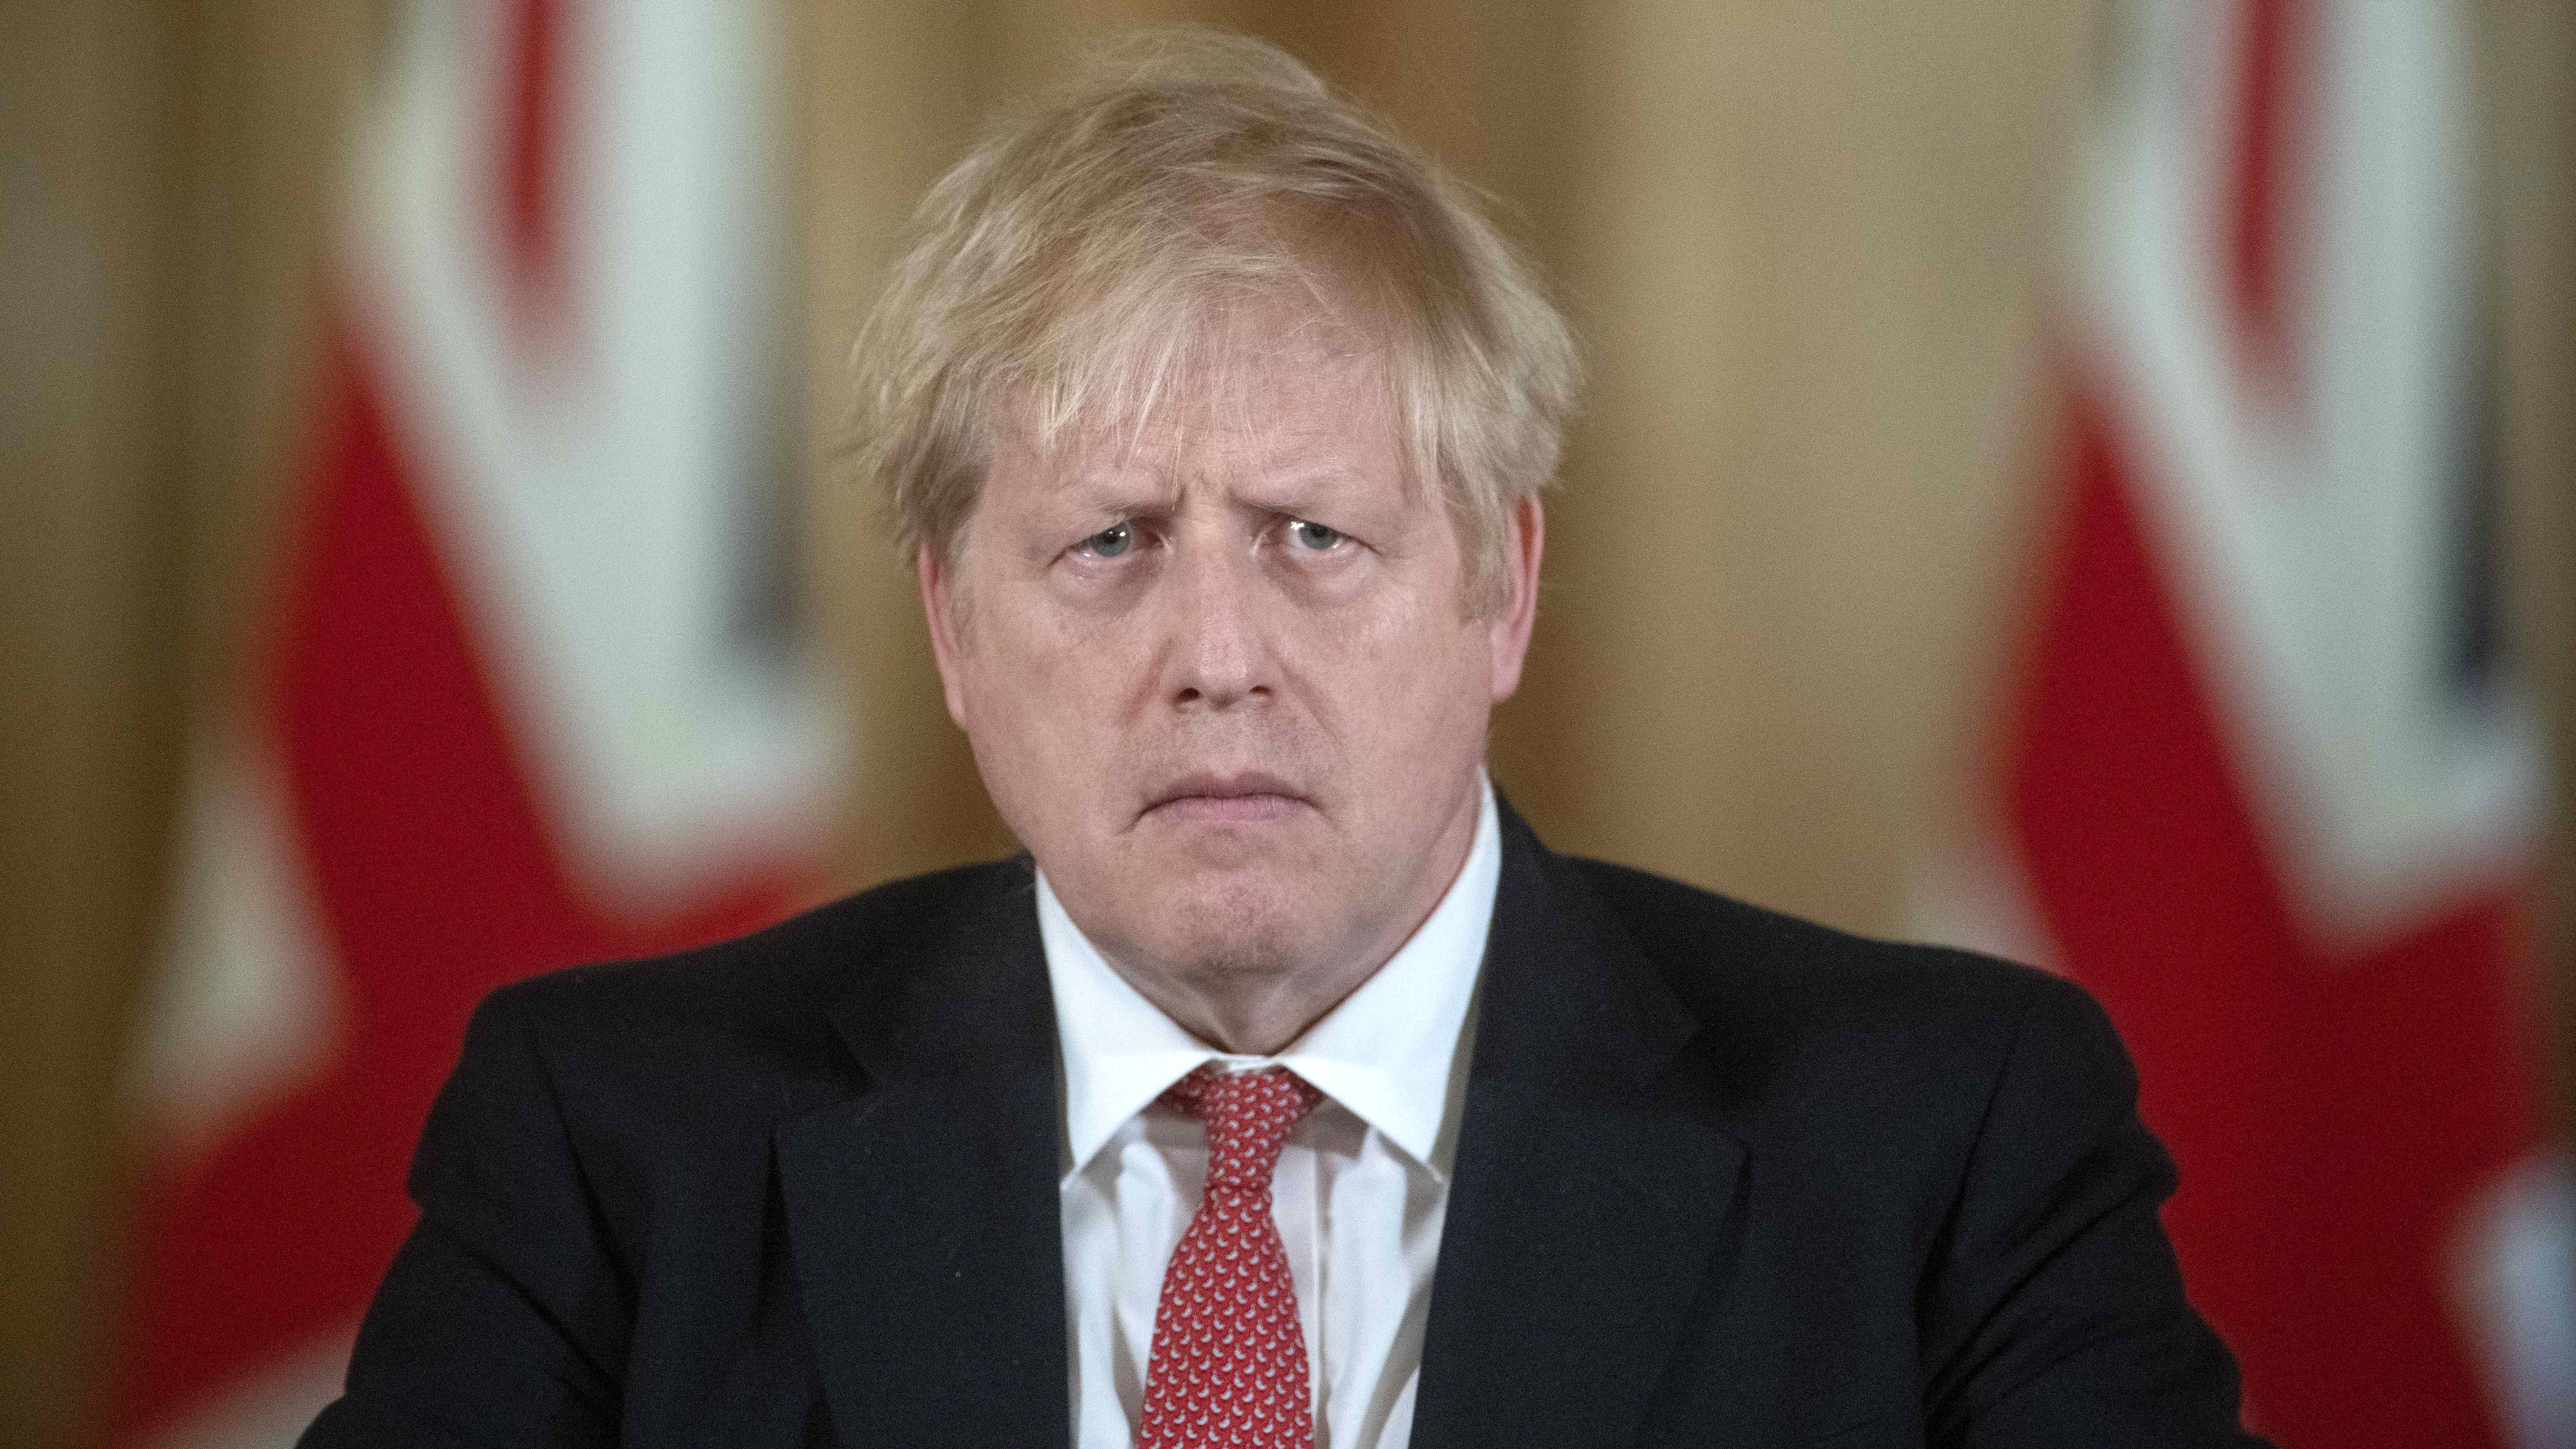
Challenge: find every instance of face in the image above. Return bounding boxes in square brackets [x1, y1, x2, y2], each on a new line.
[920, 349, 1541, 1042]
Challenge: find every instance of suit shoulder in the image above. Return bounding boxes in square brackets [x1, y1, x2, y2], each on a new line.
[1561, 855, 2141, 1207]
[1564, 855, 2076, 1041]
[475, 855, 1032, 1064]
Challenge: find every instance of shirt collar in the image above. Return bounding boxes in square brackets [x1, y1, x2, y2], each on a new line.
[1040, 775, 1500, 1183]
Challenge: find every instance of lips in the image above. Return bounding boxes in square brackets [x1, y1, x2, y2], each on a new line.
[1143, 771, 1312, 825]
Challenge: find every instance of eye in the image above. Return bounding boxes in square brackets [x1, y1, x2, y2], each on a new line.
[1077, 523, 1135, 559]
[1286, 519, 1344, 552]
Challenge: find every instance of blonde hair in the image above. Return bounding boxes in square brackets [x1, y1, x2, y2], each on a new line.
[849, 30, 1582, 614]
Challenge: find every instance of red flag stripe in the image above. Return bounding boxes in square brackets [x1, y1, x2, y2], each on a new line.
[110, 321, 797, 1446]
[2003, 376, 2537, 1448]
[502, 0, 567, 319]
[2225, 0, 2300, 392]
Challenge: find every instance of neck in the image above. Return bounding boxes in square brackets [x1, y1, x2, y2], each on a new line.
[1134, 966, 1377, 1057]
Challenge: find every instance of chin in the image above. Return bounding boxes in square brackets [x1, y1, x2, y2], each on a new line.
[1142, 871, 1320, 983]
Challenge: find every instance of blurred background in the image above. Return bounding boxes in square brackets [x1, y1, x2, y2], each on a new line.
[4, 1, 2570, 1447]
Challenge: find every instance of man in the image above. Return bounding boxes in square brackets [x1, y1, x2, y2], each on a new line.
[304, 32, 2263, 1449]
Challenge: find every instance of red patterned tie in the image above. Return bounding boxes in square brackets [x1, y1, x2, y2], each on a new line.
[1139, 1063, 1326, 1449]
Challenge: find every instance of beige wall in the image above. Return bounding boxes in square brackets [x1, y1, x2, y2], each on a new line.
[3, 9, 184, 1445]
[4, 3, 2569, 1445]
[2491, 0, 2576, 1126]
[1, 4, 372, 1444]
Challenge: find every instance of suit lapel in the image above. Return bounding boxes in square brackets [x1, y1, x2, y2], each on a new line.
[773, 866, 1071, 1447]
[765, 810, 1744, 1447]
[1411, 807, 1746, 1449]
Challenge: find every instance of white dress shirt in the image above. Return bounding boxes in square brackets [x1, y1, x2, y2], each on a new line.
[1040, 777, 1500, 1449]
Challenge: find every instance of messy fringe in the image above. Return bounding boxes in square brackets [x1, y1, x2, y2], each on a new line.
[848, 29, 1583, 615]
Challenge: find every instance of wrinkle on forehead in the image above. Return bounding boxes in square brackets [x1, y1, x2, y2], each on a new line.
[993, 336, 1416, 512]
[993, 291, 1427, 504]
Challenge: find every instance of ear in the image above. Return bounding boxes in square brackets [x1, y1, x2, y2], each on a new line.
[1486, 495, 1544, 702]
[917, 544, 972, 730]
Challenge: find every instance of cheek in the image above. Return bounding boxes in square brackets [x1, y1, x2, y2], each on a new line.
[954, 609, 1133, 791]
[1303, 603, 1491, 756]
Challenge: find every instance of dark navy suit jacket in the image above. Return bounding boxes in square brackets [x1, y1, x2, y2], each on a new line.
[302, 803, 2264, 1447]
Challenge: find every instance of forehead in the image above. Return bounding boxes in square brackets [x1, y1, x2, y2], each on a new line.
[989, 347, 1412, 504]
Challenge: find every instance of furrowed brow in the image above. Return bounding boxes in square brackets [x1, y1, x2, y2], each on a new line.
[1052, 465, 1182, 521]
[1234, 463, 1387, 519]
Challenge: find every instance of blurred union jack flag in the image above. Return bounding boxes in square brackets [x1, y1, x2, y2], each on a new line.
[1922, 1, 2573, 1444]
[111, 2, 840, 1444]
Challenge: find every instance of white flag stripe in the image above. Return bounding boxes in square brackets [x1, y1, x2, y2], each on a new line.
[342, 0, 840, 913]
[128, 730, 342, 1159]
[131, 1325, 359, 1449]
[2076, 0, 2539, 950]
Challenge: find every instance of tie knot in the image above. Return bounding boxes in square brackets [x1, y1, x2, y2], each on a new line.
[1160, 1064, 1323, 1195]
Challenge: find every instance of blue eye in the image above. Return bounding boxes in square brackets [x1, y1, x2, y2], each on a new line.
[1287, 520, 1342, 551]
[1081, 523, 1134, 558]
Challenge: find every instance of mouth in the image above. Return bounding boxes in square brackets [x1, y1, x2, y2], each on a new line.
[1141, 771, 1314, 826]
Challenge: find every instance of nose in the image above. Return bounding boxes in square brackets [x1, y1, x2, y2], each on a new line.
[1161, 536, 1271, 711]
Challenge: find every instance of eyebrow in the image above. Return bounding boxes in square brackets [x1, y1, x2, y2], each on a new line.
[1048, 454, 1379, 512]
[1227, 463, 1377, 517]
[1052, 472, 1183, 521]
